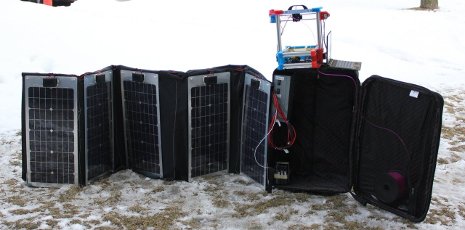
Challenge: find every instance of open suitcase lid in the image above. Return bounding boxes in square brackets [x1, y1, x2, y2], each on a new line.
[265, 66, 444, 222]
[352, 75, 444, 222]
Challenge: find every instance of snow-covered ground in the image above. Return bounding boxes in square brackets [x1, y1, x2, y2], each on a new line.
[1, 0, 464, 229]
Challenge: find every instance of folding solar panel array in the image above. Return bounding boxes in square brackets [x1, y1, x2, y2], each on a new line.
[22, 65, 269, 187]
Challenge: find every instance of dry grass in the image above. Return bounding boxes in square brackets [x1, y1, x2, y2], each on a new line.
[4, 218, 40, 229]
[128, 204, 148, 213]
[233, 195, 293, 218]
[425, 197, 456, 226]
[58, 186, 82, 203]
[94, 189, 122, 206]
[6, 195, 27, 207]
[9, 209, 31, 215]
[103, 205, 184, 229]
[458, 203, 465, 219]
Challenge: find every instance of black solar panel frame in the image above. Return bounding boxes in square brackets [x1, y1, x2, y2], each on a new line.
[83, 71, 114, 184]
[240, 74, 271, 187]
[187, 72, 231, 181]
[120, 70, 163, 178]
[24, 75, 79, 187]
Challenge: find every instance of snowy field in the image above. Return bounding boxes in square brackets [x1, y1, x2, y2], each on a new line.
[1, 0, 465, 229]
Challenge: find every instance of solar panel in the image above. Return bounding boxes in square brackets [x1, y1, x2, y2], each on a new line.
[121, 70, 163, 178]
[187, 72, 230, 180]
[84, 72, 114, 184]
[240, 74, 271, 186]
[25, 75, 79, 187]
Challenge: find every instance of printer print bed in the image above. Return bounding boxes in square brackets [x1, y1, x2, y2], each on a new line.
[0, 89, 464, 229]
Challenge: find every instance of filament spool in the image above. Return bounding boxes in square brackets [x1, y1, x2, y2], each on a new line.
[374, 171, 407, 204]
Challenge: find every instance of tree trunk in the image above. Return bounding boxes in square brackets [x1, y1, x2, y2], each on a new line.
[420, 0, 438, 9]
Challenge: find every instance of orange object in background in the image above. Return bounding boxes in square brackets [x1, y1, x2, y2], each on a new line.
[43, 0, 53, 6]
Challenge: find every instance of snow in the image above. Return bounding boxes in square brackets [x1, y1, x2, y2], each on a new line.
[1, 0, 465, 229]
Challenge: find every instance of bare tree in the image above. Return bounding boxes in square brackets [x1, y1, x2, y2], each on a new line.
[420, 0, 438, 9]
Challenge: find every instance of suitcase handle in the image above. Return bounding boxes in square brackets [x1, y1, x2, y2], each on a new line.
[288, 5, 308, 10]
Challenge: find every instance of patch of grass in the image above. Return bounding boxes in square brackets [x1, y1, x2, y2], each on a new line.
[426, 197, 456, 225]
[253, 196, 292, 213]
[6, 195, 27, 207]
[203, 184, 221, 194]
[163, 180, 176, 185]
[107, 190, 122, 204]
[58, 186, 82, 202]
[63, 203, 80, 216]
[325, 195, 347, 209]
[458, 203, 465, 218]
[247, 221, 264, 229]
[342, 222, 383, 230]
[203, 183, 231, 208]
[327, 209, 346, 223]
[94, 226, 117, 230]
[233, 190, 247, 196]
[95, 190, 122, 206]
[212, 193, 230, 208]
[244, 192, 262, 202]
[51, 207, 68, 218]
[452, 178, 464, 185]
[182, 218, 202, 229]
[425, 207, 456, 225]
[441, 126, 455, 140]
[233, 196, 292, 218]
[202, 174, 224, 183]
[289, 224, 320, 230]
[233, 178, 254, 186]
[9, 159, 21, 166]
[9, 209, 31, 215]
[275, 211, 291, 222]
[3, 178, 19, 187]
[151, 186, 165, 193]
[33, 200, 75, 218]
[4, 218, 40, 229]
[294, 193, 311, 202]
[103, 205, 185, 229]
[128, 204, 148, 213]
[70, 219, 92, 228]
[449, 153, 462, 164]
[46, 219, 59, 228]
[437, 158, 448, 165]
[78, 213, 91, 219]
[309, 202, 327, 211]
[443, 126, 465, 143]
[323, 195, 362, 227]
[449, 145, 465, 153]
[87, 219, 102, 226]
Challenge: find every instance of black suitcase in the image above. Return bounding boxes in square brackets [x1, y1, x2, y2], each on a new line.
[263, 66, 443, 222]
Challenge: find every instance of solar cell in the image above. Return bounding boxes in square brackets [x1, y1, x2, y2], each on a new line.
[120, 70, 163, 178]
[25, 75, 79, 186]
[187, 72, 230, 180]
[240, 74, 271, 186]
[84, 72, 114, 183]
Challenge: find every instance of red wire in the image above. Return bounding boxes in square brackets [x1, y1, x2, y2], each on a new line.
[268, 92, 297, 150]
